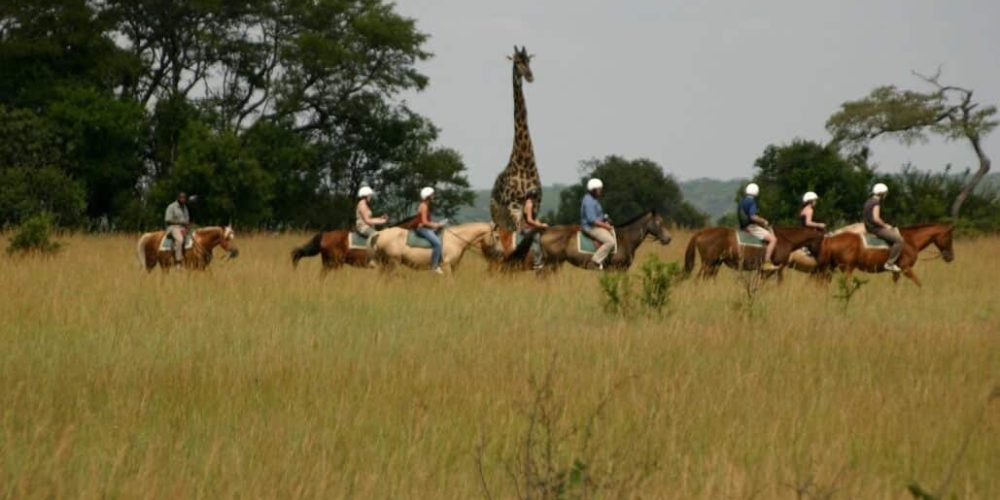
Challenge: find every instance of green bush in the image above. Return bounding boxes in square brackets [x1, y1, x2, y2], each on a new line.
[599, 256, 682, 318]
[6, 212, 63, 255]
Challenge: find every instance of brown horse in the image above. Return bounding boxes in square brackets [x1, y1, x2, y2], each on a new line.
[503, 211, 672, 271]
[684, 226, 825, 278]
[816, 223, 954, 286]
[136, 226, 238, 272]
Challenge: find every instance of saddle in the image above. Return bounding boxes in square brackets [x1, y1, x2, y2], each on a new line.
[577, 229, 617, 255]
[735, 229, 766, 248]
[859, 232, 891, 250]
[159, 232, 194, 252]
[406, 229, 444, 249]
[348, 231, 374, 250]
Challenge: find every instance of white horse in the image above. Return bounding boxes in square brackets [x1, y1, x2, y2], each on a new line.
[372, 222, 498, 274]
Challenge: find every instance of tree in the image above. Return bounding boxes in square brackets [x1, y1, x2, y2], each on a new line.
[555, 156, 706, 228]
[827, 70, 997, 219]
[751, 140, 874, 225]
[379, 147, 475, 221]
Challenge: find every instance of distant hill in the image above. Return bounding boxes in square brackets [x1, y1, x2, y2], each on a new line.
[456, 179, 744, 223]
[454, 185, 567, 223]
[678, 178, 746, 221]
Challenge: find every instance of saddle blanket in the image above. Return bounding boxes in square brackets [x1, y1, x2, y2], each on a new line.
[736, 229, 766, 247]
[860, 232, 890, 249]
[406, 229, 443, 249]
[348, 231, 373, 250]
[577, 229, 617, 255]
[159, 233, 194, 252]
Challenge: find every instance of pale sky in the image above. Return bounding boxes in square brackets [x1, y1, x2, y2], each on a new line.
[393, 0, 1000, 189]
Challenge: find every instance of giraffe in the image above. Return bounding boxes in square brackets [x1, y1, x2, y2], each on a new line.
[490, 45, 541, 232]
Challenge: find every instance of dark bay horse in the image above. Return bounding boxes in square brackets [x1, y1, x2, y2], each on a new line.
[817, 223, 954, 286]
[504, 211, 672, 271]
[684, 226, 824, 278]
[291, 217, 417, 274]
[136, 226, 238, 272]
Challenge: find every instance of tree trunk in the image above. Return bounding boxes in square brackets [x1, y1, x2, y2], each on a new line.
[950, 136, 992, 219]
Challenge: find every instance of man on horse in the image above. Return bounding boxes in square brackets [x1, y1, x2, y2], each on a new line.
[164, 192, 191, 268]
[355, 186, 388, 239]
[415, 187, 445, 275]
[521, 187, 548, 270]
[738, 183, 780, 271]
[864, 183, 904, 273]
[580, 178, 616, 270]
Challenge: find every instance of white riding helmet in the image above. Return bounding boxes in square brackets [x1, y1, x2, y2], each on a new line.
[802, 191, 819, 203]
[420, 187, 435, 200]
[745, 183, 760, 196]
[586, 178, 604, 191]
[357, 186, 374, 198]
[872, 183, 888, 195]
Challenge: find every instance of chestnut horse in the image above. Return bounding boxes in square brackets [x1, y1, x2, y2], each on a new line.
[502, 210, 672, 272]
[683, 226, 824, 278]
[136, 226, 238, 272]
[291, 217, 418, 274]
[372, 222, 499, 274]
[817, 223, 954, 286]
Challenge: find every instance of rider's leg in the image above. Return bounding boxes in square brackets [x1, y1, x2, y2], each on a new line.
[585, 227, 616, 267]
[416, 228, 442, 270]
[764, 232, 777, 264]
[168, 226, 185, 265]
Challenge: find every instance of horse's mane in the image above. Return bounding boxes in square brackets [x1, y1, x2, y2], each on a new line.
[901, 223, 952, 230]
[616, 209, 655, 228]
[392, 215, 418, 228]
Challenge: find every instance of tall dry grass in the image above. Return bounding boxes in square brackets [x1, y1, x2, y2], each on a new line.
[1, 231, 998, 498]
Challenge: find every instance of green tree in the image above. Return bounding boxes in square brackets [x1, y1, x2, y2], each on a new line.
[151, 123, 274, 227]
[878, 165, 1000, 233]
[555, 156, 706, 228]
[827, 70, 997, 219]
[379, 147, 475, 221]
[750, 140, 874, 226]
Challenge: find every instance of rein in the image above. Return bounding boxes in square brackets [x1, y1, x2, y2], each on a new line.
[444, 227, 491, 256]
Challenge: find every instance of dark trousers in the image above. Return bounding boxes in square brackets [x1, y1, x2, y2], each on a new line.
[872, 226, 904, 264]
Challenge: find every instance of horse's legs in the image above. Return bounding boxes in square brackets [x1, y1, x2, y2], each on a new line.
[903, 268, 922, 287]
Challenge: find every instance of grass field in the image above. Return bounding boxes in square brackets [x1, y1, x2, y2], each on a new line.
[2, 231, 998, 498]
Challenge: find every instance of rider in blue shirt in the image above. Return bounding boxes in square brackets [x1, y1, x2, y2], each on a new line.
[580, 178, 616, 269]
[737, 183, 779, 271]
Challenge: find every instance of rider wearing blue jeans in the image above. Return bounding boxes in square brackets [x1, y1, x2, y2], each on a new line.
[415, 186, 444, 274]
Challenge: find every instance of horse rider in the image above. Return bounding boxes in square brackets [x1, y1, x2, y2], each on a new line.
[415, 186, 445, 274]
[521, 187, 548, 270]
[164, 191, 191, 269]
[738, 183, 780, 271]
[864, 183, 904, 273]
[799, 191, 826, 230]
[355, 186, 388, 239]
[580, 178, 616, 270]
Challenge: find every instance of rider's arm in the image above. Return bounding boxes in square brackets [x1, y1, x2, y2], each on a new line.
[164, 205, 185, 226]
[750, 214, 769, 227]
[802, 207, 825, 229]
[359, 202, 378, 226]
[418, 203, 440, 229]
[524, 200, 547, 229]
[872, 205, 889, 228]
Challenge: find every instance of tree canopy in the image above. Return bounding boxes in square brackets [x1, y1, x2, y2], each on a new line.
[826, 71, 997, 219]
[555, 156, 707, 228]
[0, 0, 472, 229]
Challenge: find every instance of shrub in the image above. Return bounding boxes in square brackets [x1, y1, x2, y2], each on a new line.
[6, 212, 63, 255]
[599, 256, 682, 318]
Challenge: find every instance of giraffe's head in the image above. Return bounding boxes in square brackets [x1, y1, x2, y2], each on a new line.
[508, 45, 534, 83]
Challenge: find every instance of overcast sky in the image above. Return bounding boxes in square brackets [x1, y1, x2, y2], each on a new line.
[394, 0, 999, 188]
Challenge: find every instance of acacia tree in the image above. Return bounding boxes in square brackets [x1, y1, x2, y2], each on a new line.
[826, 69, 997, 219]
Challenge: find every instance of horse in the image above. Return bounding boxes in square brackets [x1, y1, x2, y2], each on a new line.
[683, 226, 825, 278]
[136, 226, 238, 272]
[816, 223, 954, 286]
[290, 217, 418, 274]
[372, 222, 499, 274]
[504, 211, 672, 272]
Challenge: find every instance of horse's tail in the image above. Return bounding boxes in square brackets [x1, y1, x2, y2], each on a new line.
[684, 232, 700, 275]
[291, 233, 322, 267]
[136, 233, 152, 269]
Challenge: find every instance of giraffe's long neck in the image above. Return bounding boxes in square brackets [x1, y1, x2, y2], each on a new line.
[511, 67, 534, 162]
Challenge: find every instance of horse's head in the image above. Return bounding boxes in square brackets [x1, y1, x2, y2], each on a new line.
[934, 225, 955, 263]
[219, 225, 239, 258]
[644, 212, 672, 245]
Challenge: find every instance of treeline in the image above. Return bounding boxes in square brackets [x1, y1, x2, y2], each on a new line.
[715, 139, 1000, 233]
[0, 0, 473, 231]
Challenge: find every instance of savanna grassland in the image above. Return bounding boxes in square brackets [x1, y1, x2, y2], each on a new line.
[1, 232, 999, 498]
